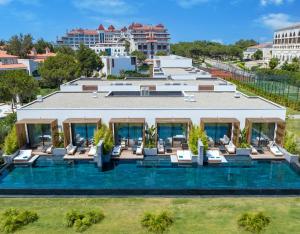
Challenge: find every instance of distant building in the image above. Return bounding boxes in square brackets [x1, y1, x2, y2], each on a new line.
[101, 56, 137, 76]
[272, 24, 300, 63]
[0, 50, 27, 72]
[243, 43, 273, 62]
[57, 23, 170, 58]
[90, 43, 127, 57]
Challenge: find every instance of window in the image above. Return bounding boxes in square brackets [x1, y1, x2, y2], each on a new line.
[112, 59, 114, 68]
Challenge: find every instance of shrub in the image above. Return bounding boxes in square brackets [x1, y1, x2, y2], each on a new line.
[0, 208, 39, 233]
[3, 126, 18, 155]
[284, 132, 298, 155]
[65, 210, 104, 233]
[141, 211, 174, 234]
[94, 124, 114, 155]
[238, 212, 271, 233]
[189, 125, 208, 155]
[0, 113, 17, 150]
[239, 128, 250, 148]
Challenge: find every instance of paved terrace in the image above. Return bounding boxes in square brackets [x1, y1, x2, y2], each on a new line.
[21, 91, 283, 110]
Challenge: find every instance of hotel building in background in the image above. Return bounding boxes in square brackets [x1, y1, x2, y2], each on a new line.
[273, 24, 300, 63]
[57, 23, 170, 58]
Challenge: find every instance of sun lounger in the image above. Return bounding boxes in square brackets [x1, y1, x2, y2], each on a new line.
[46, 145, 54, 154]
[250, 145, 258, 155]
[220, 135, 230, 145]
[157, 140, 165, 154]
[66, 144, 77, 155]
[88, 146, 97, 156]
[206, 150, 222, 164]
[136, 143, 144, 155]
[112, 145, 121, 156]
[225, 141, 236, 154]
[121, 139, 127, 149]
[181, 143, 189, 150]
[177, 150, 192, 161]
[269, 142, 283, 156]
[14, 150, 33, 162]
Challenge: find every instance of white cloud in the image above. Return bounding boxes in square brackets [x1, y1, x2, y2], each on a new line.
[0, 0, 11, 5]
[175, 0, 211, 8]
[260, 0, 294, 6]
[259, 13, 297, 30]
[0, 0, 40, 6]
[73, 0, 135, 15]
[211, 39, 223, 44]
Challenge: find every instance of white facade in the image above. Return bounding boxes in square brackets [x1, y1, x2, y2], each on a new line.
[90, 43, 127, 57]
[272, 24, 300, 63]
[243, 43, 273, 62]
[101, 56, 137, 76]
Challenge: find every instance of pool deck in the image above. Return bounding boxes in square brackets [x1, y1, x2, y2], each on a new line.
[64, 152, 94, 160]
[112, 150, 144, 160]
[250, 151, 285, 160]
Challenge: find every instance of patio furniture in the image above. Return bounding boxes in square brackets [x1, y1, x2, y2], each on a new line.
[136, 143, 144, 155]
[225, 141, 236, 154]
[157, 139, 165, 154]
[181, 143, 189, 150]
[121, 139, 127, 149]
[14, 150, 33, 162]
[206, 150, 222, 164]
[269, 142, 283, 157]
[250, 145, 258, 155]
[46, 145, 54, 154]
[112, 145, 122, 157]
[220, 135, 230, 145]
[255, 146, 264, 154]
[177, 150, 192, 161]
[66, 144, 77, 155]
[88, 146, 97, 156]
[208, 137, 214, 147]
[218, 145, 227, 154]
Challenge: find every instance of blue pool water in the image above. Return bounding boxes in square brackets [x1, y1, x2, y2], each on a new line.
[0, 156, 300, 190]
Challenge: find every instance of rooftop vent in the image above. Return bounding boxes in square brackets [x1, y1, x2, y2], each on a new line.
[92, 92, 98, 98]
[36, 95, 43, 102]
[184, 94, 196, 102]
[234, 92, 241, 98]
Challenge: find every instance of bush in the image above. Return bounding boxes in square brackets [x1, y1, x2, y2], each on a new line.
[65, 210, 104, 233]
[3, 126, 18, 155]
[141, 211, 174, 234]
[0, 208, 39, 233]
[284, 132, 298, 155]
[94, 124, 114, 155]
[189, 125, 208, 155]
[0, 113, 17, 150]
[238, 212, 271, 233]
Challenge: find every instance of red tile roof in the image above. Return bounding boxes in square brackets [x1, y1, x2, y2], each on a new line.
[0, 50, 19, 59]
[108, 25, 115, 31]
[98, 24, 105, 30]
[0, 63, 27, 69]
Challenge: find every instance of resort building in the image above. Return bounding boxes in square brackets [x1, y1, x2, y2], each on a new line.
[90, 43, 127, 56]
[100, 56, 137, 76]
[57, 23, 170, 58]
[15, 77, 286, 152]
[0, 50, 27, 72]
[243, 43, 273, 62]
[272, 24, 300, 63]
[153, 55, 212, 80]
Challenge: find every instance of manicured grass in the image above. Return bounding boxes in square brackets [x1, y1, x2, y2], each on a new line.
[0, 198, 299, 233]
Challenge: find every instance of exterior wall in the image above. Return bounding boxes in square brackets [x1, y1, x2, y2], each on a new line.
[101, 56, 136, 76]
[159, 57, 192, 68]
[18, 59, 39, 75]
[91, 44, 127, 56]
[17, 108, 286, 133]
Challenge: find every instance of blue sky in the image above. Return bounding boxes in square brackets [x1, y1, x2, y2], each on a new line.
[0, 0, 299, 44]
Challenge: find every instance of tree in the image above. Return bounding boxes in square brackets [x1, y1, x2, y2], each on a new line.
[131, 50, 147, 64]
[0, 39, 5, 46]
[124, 40, 130, 54]
[34, 38, 54, 54]
[0, 70, 38, 109]
[39, 53, 79, 88]
[76, 44, 103, 77]
[235, 39, 258, 50]
[3, 126, 18, 155]
[0, 113, 16, 150]
[6, 34, 33, 58]
[281, 60, 300, 72]
[55, 46, 75, 56]
[252, 49, 263, 60]
[269, 58, 279, 70]
[156, 51, 167, 56]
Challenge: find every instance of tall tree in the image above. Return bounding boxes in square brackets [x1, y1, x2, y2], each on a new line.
[76, 44, 103, 77]
[34, 38, 54, 54]
[55, 45, 75, 56]
[6, 34, 33, 58]
[252, 49, 263, 60]
[269, 58, 279, 70]
[234, 39, 258, 50]
[39, 53, 79, 88]
[0, 70, 38, 109]
[131, 50, 147, 64]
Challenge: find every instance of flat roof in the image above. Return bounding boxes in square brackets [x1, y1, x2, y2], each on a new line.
[162, 67, 210, 76]
[64, 78, 229, 86]
[21, 91, 284, 110]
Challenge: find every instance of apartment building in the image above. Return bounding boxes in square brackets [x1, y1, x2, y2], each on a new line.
[57, 23, 170, 58]
[273, 24, 300, 63]
[243, 43, 273, 61]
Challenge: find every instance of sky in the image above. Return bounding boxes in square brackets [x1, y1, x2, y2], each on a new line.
[0, 0, 299, 44]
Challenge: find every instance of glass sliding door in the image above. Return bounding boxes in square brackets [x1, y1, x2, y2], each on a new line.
[204, 123, 232, 145]
[71, 123, 97, 147]
[27, 124, 52, 148]
[251, 123, 275, 147]
[114, 123, 143, 147]
[157, 123, 188, 147]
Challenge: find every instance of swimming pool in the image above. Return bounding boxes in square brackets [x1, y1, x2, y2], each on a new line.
[0, 156, 300, 195]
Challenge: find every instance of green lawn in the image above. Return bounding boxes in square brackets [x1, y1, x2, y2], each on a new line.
[0, 198, 299, 233]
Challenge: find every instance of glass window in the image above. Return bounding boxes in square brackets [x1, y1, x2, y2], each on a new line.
[114, 123, 143, 147]
[251, 123, 275, 147]
[71, 123, 97, 147]
[27, 124, 52, 148]
[204, 123, 232, 145]
[157, 123, 187, 146]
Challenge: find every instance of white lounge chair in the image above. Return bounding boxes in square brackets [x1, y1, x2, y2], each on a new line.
[157, 139, 165, 154]
[136, 143, 144, 155]
[14, 150, 33, 162]
[112, 145, 122, 157]
[121, 139, 127, 149]
[177, 150, 192, 161]
[66, 144, 77, 155]
[250, 145, 258, 155]
[225, 141, 236, 154]
[88, 146, 97, 156]
[206, 150, 222, 164]
[46, 145, 54, 154]
[220, 135, 230, 145]
[269, 142, 283, 156]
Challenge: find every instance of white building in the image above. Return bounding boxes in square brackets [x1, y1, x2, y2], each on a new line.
[273, 24, 300, 63]
[90, 43, 127, 57]
[101, 56, 137, 76]
[243, 43, 273, 62]
[153, 55, 212, 80]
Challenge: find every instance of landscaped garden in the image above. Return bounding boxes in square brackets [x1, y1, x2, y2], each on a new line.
[0, 198, 299, 233]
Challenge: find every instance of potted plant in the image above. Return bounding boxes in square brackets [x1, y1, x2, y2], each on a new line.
[2, 126, 19, 163]
[144, 125, 157, 156]
[236, 128, 251, 155]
